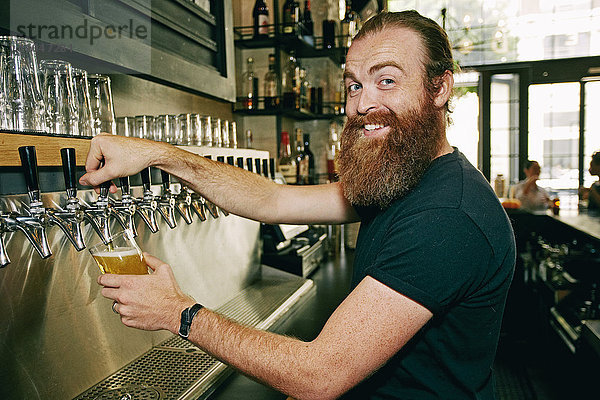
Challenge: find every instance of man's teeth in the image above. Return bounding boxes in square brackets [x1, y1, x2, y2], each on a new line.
[364, 124, 385, 131]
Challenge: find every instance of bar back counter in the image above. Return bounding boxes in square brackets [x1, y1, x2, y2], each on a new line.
[507, 208, 600, 374]
[0, 136, 314, 399]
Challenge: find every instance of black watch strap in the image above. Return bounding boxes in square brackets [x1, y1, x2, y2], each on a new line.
[178, 303, 203, 339]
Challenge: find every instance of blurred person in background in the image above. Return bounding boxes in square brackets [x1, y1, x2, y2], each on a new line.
[511, 160, 551, 212]
[580, 151, 600, 211]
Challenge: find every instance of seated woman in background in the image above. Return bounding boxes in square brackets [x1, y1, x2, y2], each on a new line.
[580, 151, 600, 211]
[512, 160, 551, 212]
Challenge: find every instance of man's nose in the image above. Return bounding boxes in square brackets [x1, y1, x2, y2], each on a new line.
[356, 87, 381, 115]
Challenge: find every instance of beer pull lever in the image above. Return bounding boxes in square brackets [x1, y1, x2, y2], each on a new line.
[42, 147, 87, 251]
[174, 183, 194, 225]
[82, 174, 128, 245]
[136, 167, 160, 233]
[9, 146, 52, 259]
[157, 170, 177, 229]
[113, 176, 138, 237]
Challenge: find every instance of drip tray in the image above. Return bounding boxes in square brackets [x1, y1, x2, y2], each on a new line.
[74, 272, 314, 400]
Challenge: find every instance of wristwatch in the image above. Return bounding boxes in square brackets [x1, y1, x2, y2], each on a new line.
[178, 303, 203, 339]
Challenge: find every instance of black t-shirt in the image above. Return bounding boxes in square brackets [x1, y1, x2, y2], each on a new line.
[342, 149, 516, 399]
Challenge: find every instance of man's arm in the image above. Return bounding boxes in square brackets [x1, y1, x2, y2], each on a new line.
[101, 254, 432, 400]
[79, 134, 358, 225]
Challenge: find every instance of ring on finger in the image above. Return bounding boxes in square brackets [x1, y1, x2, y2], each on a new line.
[112, 300, 119, 314]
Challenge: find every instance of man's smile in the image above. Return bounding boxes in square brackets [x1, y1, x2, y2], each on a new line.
[363, 124, 390, 138]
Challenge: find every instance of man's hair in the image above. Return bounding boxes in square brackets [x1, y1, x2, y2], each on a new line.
[592, 151, 600, 165]
[354, 10, 455, 112]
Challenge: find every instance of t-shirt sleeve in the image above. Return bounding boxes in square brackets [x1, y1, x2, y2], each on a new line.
[364, 208, 492, 315]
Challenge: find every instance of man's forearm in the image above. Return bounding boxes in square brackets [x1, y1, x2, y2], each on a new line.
[177, 308, 340, 400]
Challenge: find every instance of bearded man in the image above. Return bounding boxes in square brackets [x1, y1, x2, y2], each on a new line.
[81, 10, 515, 400]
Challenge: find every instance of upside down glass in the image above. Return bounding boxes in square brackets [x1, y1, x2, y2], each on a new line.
[40, 59, 79, 135]
[72, 68, 93, 136]
[88, 230, 149, 275]
[0, 36, 45, 131]
[88, 74, 116, 135]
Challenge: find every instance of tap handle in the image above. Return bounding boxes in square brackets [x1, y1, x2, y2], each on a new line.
[18, 146, 40, 193]
[140, 167, 152, 190]
[60, 148, 77, 191]
[246, 158, 253, 173]
[99, 180, 111, 198]
[255, 159, 261, 175]
[119, 177, 130, 195]
[262, 159, 269, 178]
[269, 158, 275, 180]
[237, 157, 244, 169]
[227, 156, 234, 166]
[160, 170, 170, 189]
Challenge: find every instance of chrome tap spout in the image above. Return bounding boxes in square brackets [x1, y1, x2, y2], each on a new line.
[46, 208, 86, 251]
[5, 212, 52, 260]
[157, 170, 177, 229]
[113, 177, 138, 237]
[190, 193, 207, 222]
[175, 186, 194, 224]
[0, 217, 11, 267]
[137, 168, 160, 233]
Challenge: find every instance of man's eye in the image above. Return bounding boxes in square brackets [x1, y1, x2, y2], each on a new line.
[348, 83, 361, 93]
[380, 78, 395, 86]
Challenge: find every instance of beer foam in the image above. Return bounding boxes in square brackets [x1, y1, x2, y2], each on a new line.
[94, 247, 140, 257]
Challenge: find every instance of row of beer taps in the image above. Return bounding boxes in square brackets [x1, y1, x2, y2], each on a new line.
[0, 146, 275, 267]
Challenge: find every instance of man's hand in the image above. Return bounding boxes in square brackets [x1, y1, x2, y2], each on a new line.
[98, 253, 196, 333]
[79, 134, 166, 192]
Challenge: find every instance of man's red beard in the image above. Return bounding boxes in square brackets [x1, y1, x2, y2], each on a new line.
[336, 98, 445, 209]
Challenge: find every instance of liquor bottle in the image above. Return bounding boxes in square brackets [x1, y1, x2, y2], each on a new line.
[282, 0, 299, 35]
[264, 54, 279, 110]
[327, 121, 340, 182]
[299, 67, 310, 111]
[303, 133, 315, 184]
[241, 57, 259, 110]
[253, 0, 269, 38]
[293, 128, 309, 184]
[282, 53, 300, 109]
[302, 0, 314, 40]
[278, 131, 297, 184]
[341, 1, 357, 48]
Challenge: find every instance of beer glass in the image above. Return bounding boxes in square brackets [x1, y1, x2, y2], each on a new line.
[72, 68, 93, 136]
[0, 36, 45, 131]
[176, 113, 191, 145]
[230, 121, 238, 148]
[211, 117, 222, 147]
[201, 115, 212, 146]
[40, 59, 79, 136]
[134, 115, 154, 139]
[221, 119, 230, 148]
[155, 114, 177, 143]
[88, 230, 148, 275]
[189, 113, 202, 145]
[88, 74, 116, 135]
[116, 116, 135, 137]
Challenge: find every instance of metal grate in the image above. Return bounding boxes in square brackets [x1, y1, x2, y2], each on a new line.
[73, 275, 313, 400]
[74, 348, 220, 400]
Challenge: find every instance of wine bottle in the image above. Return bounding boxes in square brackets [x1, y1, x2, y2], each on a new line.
[303, 133, 315, 184]
[302, 0, 314, 39]
[278, 131, 297, 184]
[253, 0, 269, 38]
[241, 57, 259, 110]
[264, 54, 279, 110]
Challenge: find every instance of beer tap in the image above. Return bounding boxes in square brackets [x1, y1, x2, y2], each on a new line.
[113, 176, 138, 237]
[10, 146, 52, 259]
[83, 178, 128, 244]
[157, 170, 177, 229]
[136, 167, 160, 233]
[43, 147, 86, 251]
[202, 155, 220, 219]
[174, 183, 195, 225]
[0, 216, 12, 267]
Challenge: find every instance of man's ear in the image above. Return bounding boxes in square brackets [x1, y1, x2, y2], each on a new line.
[432, 70, 454, 109]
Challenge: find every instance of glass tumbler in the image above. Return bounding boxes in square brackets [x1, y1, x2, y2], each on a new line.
[71, 67, 93, 136]
[176, 113, 191, 145]
[88, 74, 116, 135]
[155, 114, 177, 143]
[212, 117, 222, 147]
[189, 113, 202, 145]
[201, 115, 212, 146]
[0, 36, 45, 132]
[134, 115, 154, 139]
[116, 116, 135, 137]
[40, 59, 79, 136]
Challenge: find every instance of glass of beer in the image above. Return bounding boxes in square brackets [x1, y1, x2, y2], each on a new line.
[88, 230, 149, 275]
